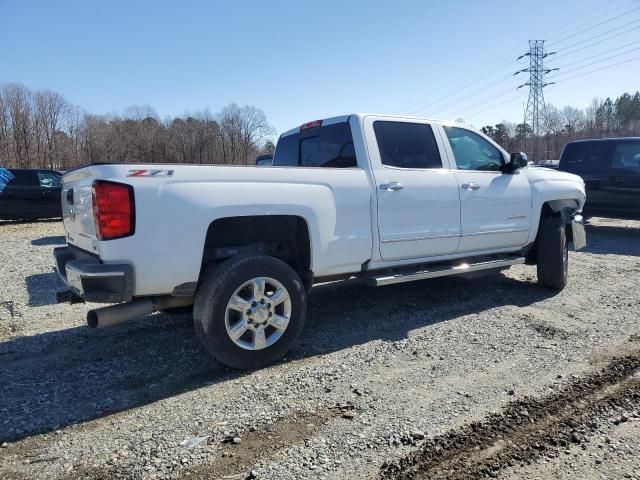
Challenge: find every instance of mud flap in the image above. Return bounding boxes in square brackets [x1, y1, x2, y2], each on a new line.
[571, 215, 587, 250]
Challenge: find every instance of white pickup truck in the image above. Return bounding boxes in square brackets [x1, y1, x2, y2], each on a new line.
[54, 114, 586, 369]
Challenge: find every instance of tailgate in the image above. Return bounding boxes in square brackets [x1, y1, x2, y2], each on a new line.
[61, 167, 100, 255]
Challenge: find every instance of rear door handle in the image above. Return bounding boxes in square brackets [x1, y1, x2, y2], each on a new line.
[379, 181, 404, 192]
[461, 182, 480, 190]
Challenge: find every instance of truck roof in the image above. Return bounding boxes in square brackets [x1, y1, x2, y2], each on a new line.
[279, 113, 456, 138]
[567, 137, 640, 144]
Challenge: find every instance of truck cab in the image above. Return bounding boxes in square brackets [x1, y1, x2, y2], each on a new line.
[274, 115, 583, 264]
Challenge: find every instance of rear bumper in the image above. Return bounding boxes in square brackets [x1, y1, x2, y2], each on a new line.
[54, 246, 134, 303]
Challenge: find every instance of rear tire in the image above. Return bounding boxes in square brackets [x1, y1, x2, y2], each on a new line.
[194, 255, 307, 369]
[536, 214, 568, 290]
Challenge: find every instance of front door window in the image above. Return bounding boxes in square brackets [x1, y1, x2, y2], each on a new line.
[444, 126, 504, 172]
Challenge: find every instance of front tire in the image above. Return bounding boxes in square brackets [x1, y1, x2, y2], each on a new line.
[536, 214, 568, 290]
[194, 255, 307, 369]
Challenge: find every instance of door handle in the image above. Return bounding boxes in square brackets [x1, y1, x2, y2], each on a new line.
[461, 182, 480, 190]
[379, 181, 404, 192]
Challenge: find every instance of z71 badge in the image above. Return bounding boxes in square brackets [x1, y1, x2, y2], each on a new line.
[127, 169, 174, 177]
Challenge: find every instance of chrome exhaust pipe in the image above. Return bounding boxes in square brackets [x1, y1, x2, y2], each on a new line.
[87, 296, 194, 328]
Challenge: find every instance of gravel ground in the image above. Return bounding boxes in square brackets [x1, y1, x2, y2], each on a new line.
[0, 217, 639, 480]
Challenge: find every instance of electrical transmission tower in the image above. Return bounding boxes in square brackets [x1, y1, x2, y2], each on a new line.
[514, 40, 558, 135]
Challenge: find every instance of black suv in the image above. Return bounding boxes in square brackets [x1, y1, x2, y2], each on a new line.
[558, 138, 640, 219]
[0, 168, 63, 220]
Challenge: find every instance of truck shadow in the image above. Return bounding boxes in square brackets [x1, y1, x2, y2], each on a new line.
[0, 218, 62, 226]
[297, 271, 555, 357]
[0, 272, 556, 444]
[30, 235, 66, 246]
[583, 223, 640, 257]
[24, 271, 67, 306]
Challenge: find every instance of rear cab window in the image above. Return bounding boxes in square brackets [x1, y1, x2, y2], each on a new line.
[559, 142, 611, 176]
[273, 120, 357, 168]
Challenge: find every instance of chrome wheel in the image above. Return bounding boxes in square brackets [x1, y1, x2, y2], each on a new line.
[224, 276, 292, 351]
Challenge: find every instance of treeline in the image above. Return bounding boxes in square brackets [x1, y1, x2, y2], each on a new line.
[4, 81, 640, 169]
[480, 91, 640, 160]
[0, 83, 276, 170]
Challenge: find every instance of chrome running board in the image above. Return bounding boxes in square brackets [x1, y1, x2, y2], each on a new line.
[365, 257, 525, 287]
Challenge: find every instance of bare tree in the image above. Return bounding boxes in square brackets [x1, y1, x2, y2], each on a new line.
[217, 104, 275, 164]
[4, 84, 34, 167]
[585, 97, 602, 134]
[0, 89, 10, 163]
[34, 90, 72, 169]
[122, 105, 157, 121]
[561, 105, 586, 135]
[238, 105, 276, 164]
[543, 105, 564, 136]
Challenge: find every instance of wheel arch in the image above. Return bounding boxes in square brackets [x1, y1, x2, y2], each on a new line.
[525, 199, 580, 264]
[528, 197, 581, 244]
[197, 214, 313, 289]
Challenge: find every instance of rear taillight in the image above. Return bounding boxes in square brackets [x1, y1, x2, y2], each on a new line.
[92, 180, 135, 240]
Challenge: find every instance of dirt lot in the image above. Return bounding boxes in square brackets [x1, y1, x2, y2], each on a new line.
[1, 217, 639, 480]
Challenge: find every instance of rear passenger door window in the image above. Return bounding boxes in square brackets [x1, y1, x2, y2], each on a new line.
[560, 142, 610, 175]
[6, 170, 37, 187]
[444, 126, 504, 171]
[611, 143, 640, 173]
[373, 121, 442, 169]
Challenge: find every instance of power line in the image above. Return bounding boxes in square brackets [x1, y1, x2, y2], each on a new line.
[450, 2, 640, 126]
[405, 59, 516, 115]
[553, 55, 640, 83]
[465, 47, 639, 125]
[460, 93, 525, 120]
[554, 46, 640, 75]
[420, 74, 513, 116]
[442, 38, 639, 124]
[553, 19, 640, 54]
[543, 0, 639, 42]
[554, 26, 640, 61]
[413, 7, 639, 117]
[549, 4, 640, 46]
[558, 39, 640, 69]
[424, 37, 638, 120]
[444, 87, 519, 118]
[399, 1, 637, 117]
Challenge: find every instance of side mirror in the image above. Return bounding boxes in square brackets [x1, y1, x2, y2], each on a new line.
[506, 152, 528, 173]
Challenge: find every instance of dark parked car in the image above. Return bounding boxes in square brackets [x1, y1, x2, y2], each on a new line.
[558, 138, 640, 219]
[0, 168, 63, 220]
